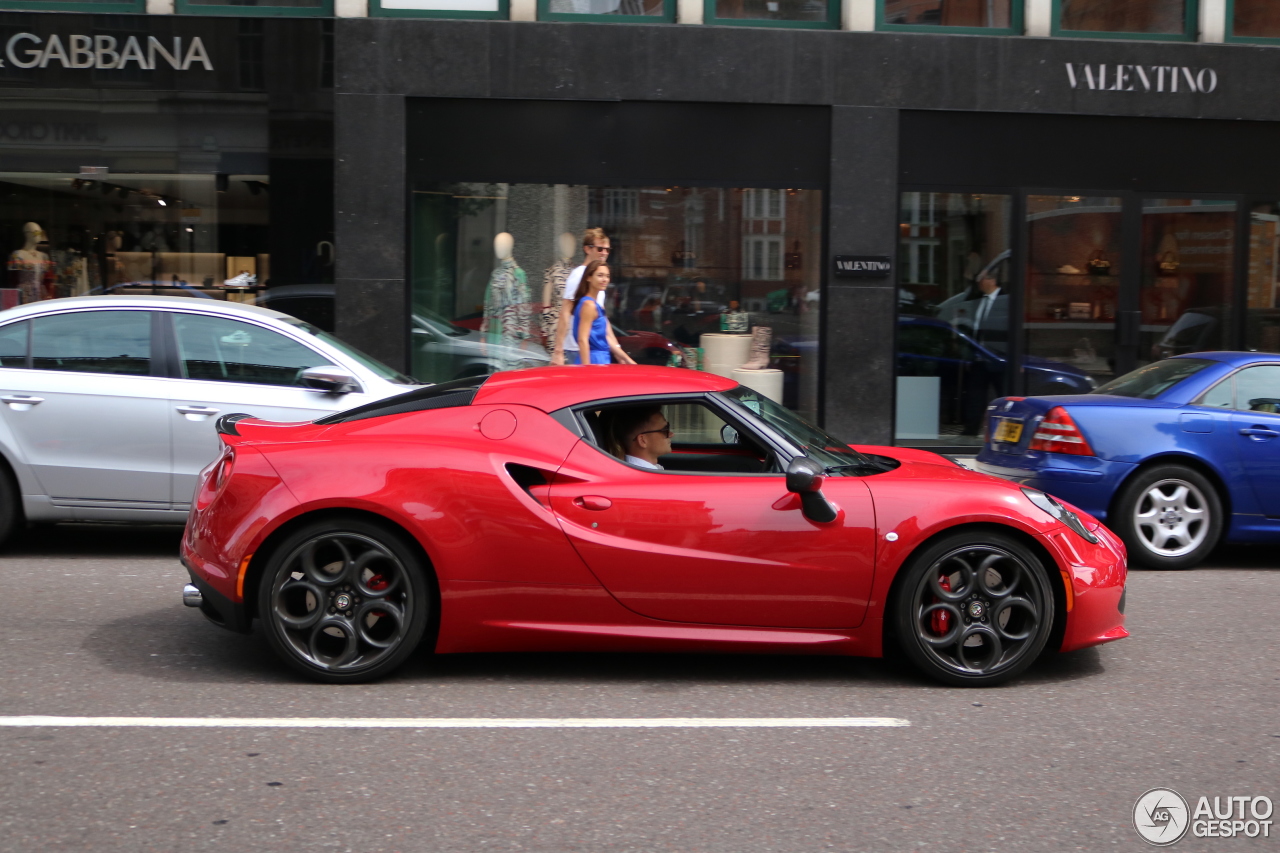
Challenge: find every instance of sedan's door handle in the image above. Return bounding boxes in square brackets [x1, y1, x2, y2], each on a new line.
[0, 395, 43, 406]
[573, 495, 613, 511]
[1240, 427, 1280, 439]
[176, 405, 220, 417]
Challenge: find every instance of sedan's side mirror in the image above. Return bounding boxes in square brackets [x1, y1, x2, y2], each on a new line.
[785, 457, 837, 524]
[300, 365, 360, 394]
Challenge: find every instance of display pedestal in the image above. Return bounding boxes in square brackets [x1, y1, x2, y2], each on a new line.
[732, 368, 784, 403]
[895, 376, 940, 440]
[699, 333, 751, 379]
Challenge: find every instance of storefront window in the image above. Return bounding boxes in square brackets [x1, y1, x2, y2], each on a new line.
[411, 183, 822, 420]
[881, 0, 1014, 29]
[175, 0, 331, 15]
[1057, 0, 1191, 36]
[1248, 203, 1280, 352]
[895, 192, 1012, 446]
[1232, 0, 1280, 40]
[710, 0, 837, 27]
[1139, 199, 1234, 365]
[540, 0, 673, 20]
[1024, 195, 1120, 388]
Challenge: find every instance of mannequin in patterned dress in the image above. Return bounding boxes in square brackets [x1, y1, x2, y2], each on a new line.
[8, 222, 56, 303]
[540, 232, 576, 353]
[481, 232, 533, 368]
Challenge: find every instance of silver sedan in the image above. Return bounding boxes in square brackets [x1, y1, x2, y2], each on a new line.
[0, 296, 417, 544]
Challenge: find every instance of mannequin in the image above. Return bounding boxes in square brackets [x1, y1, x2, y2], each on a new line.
[540, 232, 577, 350]
[481, 232, 532, 368]
[8, 222, 56, 303]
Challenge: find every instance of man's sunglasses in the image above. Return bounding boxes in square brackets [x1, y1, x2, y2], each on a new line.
[634, 424, 673, 439]
[586, 245, 612, 252]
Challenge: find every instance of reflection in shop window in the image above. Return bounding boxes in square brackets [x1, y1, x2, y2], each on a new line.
[883, 0, 1012, 28]
[1247, 203, 1280, 353]
[896, 192, 1012, 447]
[410, 183, 822, 419]
[546, 0, 664, 14]
[1233, 0, 1280, 39]
[1059, 0, 1187, 35]
[713, 0, 834, 24]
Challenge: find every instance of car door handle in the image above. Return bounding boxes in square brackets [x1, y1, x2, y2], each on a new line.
[573, 495, 613, 511]
[1240, 427, 1280, 440]
[0, 395, 43, 406]
[176, 405, 221, 417]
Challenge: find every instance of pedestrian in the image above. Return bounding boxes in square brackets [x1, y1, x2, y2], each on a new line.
[573, 260, 632, 365]
[551, 227, 631, 365]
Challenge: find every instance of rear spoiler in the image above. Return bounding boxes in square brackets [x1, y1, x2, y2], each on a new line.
[215, 413, 255, 437]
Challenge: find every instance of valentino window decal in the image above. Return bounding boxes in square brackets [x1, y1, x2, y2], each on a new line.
[1065, 63, 1217, 94]
[1, 34, 214, 71]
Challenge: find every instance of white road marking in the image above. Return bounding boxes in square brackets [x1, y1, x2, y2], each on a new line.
[0, 716, 909, 729]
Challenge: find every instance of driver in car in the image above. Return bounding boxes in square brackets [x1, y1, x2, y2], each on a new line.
[605, 405, 673, 470]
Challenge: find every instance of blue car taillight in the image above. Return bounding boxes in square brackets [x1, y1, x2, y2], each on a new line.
[1029, 406, 1095, 456]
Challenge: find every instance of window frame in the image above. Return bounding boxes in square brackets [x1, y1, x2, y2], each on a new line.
[0, 0, 143, 12]
[1050, 0, 1200, 41]
[1225, 0, 1280, 44]
[537, 0, 676, 24]
[174, 0, 333, 17]
[369, 0, 508, 20]
[876, 0, 1024, 35]
[703, 0, 839, 30]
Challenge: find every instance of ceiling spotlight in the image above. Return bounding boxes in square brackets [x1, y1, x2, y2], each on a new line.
[157, 199, 167, 206]
[185, 227, 194, 233]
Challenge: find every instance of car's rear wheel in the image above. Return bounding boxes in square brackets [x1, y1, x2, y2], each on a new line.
[258, 517, 431, 683]
[1112, 464, 1222, 570]
[894, 531, 1055, 687]
[0, 466, 20, 549]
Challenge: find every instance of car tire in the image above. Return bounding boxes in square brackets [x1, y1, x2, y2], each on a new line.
[0, 465, 20, 549]
[1112, 464, 1222, 570]
[893, 530, 1055, 687]
[258, 517, 432, 683]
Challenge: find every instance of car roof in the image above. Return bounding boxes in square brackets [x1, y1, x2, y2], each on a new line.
[1169, 351, 1280, 367]
[0, 295, 296, 323]
[474, 365, 737, 411]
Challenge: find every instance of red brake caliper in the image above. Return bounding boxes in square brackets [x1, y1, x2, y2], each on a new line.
[367, 573, 389, 592]
[930, 575, 952, 635]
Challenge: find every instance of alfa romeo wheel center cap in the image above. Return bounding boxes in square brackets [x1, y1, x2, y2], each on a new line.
[968, 601, 985, 619]
[335, 593, 352, 610]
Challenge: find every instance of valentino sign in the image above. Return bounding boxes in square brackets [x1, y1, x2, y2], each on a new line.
[0, 33, 213, 71]
[1066, 62, 1218, 93]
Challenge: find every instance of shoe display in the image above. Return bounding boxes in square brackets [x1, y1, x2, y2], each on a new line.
[739, 326, 772, 370]
[224, 272, 258, 287]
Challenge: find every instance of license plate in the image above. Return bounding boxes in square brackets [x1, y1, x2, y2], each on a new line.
[993, 418, 1023, 444]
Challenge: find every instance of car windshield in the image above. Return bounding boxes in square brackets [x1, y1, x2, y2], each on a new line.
[1093, 358, 1214, 399]
[284, 320, 421, 385]
[722, 386, 870, 471]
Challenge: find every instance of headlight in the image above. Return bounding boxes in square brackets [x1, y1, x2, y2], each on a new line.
[1022, 487, 1099, 544]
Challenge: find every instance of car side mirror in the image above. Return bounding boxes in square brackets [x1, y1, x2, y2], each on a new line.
[300, 365, 359, 394]
[785, 457, 837, 524]
[720, 424, 739, 445]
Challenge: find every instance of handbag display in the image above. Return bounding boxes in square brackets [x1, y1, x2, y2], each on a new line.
[1086, 250, 1111, 276]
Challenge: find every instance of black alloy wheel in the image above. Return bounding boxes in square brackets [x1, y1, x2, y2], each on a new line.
[1111, 464, 1222, 570]
[258, 517, 431, 683]
[0, 466, 20, 549]
[895, 531, 1055, 687]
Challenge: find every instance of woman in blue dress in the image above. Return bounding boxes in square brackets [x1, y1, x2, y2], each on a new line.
[573, 260, 633, 365]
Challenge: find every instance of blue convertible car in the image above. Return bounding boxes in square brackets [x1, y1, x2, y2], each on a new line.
[974, 352, 1280, 569]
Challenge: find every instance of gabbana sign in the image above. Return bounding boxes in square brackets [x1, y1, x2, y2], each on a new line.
[1, 33, 213, 71]
[1065, 62, 1218, 94]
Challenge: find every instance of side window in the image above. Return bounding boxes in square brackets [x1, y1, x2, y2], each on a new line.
[172, 313, 329, 387]
[1198, 377, 1234, 409]
[31, 311, 150, 375]
[1231, 365, 1280, 414]
[581, 400, 772, 475]
[0, 321, 27, 368]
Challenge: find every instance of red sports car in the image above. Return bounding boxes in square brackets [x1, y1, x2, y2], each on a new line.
[180, 366, 1128, 687]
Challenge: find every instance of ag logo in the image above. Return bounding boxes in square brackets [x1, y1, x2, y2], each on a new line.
[1134, 788, 1191, 845]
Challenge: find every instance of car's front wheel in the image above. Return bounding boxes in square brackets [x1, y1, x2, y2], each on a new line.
[1112, 464, 1222, 570]
[258, 517, 432, 683]
[894, 531, 1055, 687]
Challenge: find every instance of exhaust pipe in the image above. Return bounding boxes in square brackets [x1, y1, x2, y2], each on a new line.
[182, 584, 203, 608]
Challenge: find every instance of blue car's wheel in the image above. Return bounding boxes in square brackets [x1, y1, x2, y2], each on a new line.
[1113, 464, 1222, 570]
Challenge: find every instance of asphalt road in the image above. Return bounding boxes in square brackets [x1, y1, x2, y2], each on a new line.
[0, 524, 1277, 853]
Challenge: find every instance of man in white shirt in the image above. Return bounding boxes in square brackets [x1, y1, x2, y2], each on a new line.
[550, 228, 633, 365]
[605, 405, 671, 469]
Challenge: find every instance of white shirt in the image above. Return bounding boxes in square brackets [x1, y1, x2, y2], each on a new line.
[973, 288, 1000, 331]
[626, 455, 663, 470]
[561, 265, 605, 352]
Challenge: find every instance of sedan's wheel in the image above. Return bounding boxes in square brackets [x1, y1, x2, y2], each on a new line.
[1113, 464, 1222, 570]
[895, 532, 1054, 687]
[0, 467, 20, 549]
[258, 518, 431, 683]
